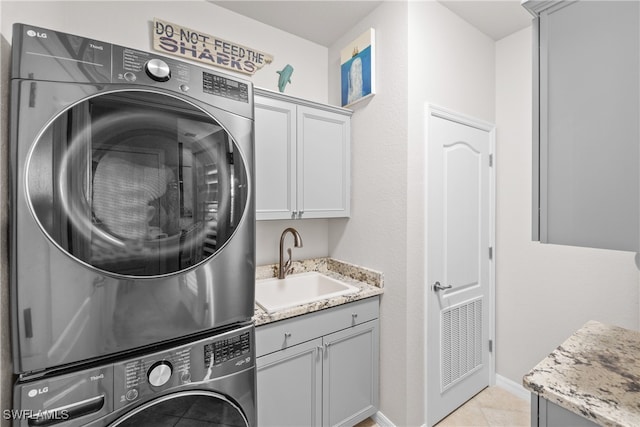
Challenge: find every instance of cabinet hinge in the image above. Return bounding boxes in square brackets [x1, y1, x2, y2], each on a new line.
[489, 339, 493, 353]
[489, 154, 493, 167]
[489, 247, 493, 260]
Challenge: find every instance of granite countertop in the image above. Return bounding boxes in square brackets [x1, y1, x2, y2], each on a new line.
[253, 257, 383, 326]
[523, 320, 640, 427]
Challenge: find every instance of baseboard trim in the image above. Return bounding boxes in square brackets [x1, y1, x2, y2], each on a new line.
[372, 411, 396, 427]
[496, 373, 531, 402]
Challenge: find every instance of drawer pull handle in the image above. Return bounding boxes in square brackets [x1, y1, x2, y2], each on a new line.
[352, 313, 358, 318]
[284, 332, 292, 338]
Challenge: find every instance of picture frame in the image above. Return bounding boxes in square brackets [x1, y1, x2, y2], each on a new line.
[341, 28, 376, 108]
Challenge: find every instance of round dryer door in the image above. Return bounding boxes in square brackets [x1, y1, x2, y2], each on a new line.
[111, 391, 249, 426]
[26, 90, 249, 277]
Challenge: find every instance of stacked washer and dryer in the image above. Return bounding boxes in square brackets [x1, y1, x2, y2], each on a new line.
[9, 23, 257, 426]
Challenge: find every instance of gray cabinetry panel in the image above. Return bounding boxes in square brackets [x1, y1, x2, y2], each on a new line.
[256, 298, 380, 427]
[323, 320, 379, 427]
[254, 89, 351, 220]
[532, 394, 599, 427]
[256, 297, 379, 357]
[530, 0, 640, 251]
[257, 338, 323, 427]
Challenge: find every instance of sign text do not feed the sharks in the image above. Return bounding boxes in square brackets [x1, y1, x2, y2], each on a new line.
[153, 18, 273, 75]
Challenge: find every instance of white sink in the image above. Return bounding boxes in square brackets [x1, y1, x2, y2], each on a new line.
[255, 272, 359, 314]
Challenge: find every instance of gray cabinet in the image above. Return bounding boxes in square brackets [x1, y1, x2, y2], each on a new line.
[254, 89, 351, 220]
[323, 322, 378, 427]
[256, 297, 379, 427]
[525, 0, 640, 251]
[257, 338, 323, 427]
[531, 394, 598, 427]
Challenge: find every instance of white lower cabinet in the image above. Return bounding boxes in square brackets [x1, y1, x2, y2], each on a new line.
[256, 298, 379, 427]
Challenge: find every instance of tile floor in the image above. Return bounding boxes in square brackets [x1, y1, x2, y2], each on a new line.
[436, 386, 529, 426]
[354, 386, 530, 427]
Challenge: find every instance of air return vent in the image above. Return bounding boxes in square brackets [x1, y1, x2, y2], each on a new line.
[441, 298, 483, 391]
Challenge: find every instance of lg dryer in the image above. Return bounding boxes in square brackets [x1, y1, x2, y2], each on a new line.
[10, 23, 256, 375]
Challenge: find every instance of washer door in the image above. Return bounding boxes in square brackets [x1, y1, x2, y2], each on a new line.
[26, 90, 249, 277]
[111, 391, 249, 427]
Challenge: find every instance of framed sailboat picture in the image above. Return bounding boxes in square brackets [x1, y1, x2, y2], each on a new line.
[341, 28, 376, 107]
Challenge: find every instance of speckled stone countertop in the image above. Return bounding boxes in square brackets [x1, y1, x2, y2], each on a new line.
[253, 257, 383, 326]
[523, 320, 640, 427]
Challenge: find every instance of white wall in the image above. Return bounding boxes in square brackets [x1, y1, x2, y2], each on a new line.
[495, 26, 640, 384]
[328, 1, 495, 425]
[327, 1, 409, 424]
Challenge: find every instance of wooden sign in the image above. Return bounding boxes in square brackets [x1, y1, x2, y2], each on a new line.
[153, 18, 273, 75]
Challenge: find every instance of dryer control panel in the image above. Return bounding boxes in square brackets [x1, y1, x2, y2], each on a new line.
[11, 23, 254, 119]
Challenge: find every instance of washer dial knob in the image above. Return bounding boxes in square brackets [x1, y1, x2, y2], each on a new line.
[145, 59, 171, 82]
[148, 361, 173, 387]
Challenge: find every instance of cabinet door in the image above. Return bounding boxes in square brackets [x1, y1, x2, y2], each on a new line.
[322, 320, 379, 427]
[297, 106, 351, 218]
[255, 96, 297, 220]
[257, 338, 323, 427]
[535, 0, 640, 250]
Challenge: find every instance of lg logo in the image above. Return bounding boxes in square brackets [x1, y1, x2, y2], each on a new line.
[27, 387, 48, 398]
[26, 30, 47, 39]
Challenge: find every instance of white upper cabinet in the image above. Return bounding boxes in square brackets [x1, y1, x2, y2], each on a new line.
[254, 95, 297, 219]
[525, 0, 640, 251]
[255, 89, 351, 220]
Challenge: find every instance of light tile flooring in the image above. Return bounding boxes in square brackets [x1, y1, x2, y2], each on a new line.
[354, 386, 529, 427]
[436, 387, 529, 426]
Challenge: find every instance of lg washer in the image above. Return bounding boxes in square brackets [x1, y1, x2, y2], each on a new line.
[13, 324, 256, 426]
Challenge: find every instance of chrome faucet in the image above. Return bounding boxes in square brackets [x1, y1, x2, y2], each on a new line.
[278, 227, 303, 279]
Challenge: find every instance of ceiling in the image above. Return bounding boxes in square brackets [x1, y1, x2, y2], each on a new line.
[440, 1, 533, 41]
[212, 0, 533, 47]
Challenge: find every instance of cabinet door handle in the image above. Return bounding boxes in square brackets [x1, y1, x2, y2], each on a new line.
[284, 332, 292, 338]
[298, 210, 304, 218]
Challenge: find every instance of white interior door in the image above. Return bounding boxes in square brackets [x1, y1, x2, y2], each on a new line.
[425, 106, 495, 426]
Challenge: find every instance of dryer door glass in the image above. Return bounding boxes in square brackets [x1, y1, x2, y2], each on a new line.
[112, 392, 249, 427]
[27, 91, 249, 277]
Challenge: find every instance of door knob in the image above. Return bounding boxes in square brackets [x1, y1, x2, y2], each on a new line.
[433, 281, 452, 291]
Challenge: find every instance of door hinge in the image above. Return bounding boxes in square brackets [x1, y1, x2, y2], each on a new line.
[489, 339, 493, 352]
[489, 154, 494, 167]
[489, 247, 493, 260]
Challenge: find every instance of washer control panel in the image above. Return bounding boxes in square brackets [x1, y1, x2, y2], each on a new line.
[113, 325, 254, 411]
[147, 360, 173, 387]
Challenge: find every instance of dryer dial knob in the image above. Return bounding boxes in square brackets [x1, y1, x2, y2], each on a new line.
[145, 59, 171, 82]
[148, 361, 173, 387]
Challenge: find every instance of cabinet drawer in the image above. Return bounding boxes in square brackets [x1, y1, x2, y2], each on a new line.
[256, 296, 379, 357]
